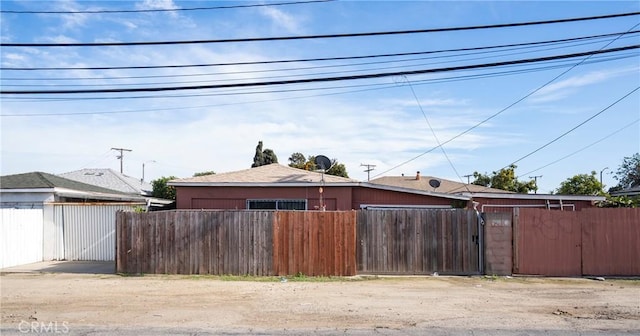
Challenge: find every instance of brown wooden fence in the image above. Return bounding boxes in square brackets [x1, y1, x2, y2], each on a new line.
[116, 210, 356, 276]
[273, 211, 356, 276]
[357, 209, 480, 275]
[514, 208, 640, 276]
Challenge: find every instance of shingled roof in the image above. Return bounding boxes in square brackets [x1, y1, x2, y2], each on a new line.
[369, 174, 513, 194]
[170, 163, 358, 185]
[59, 168, 152, 196]
[0, 171, 130, 194]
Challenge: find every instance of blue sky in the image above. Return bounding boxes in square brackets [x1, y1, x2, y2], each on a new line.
[1, 0, 639, 193]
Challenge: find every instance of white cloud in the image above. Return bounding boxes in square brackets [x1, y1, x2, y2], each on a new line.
[47, 0, 91, 29]
[122, 21, 138, 30]
[259, 7, 303, 33]
[135, 0, 178, 10]
[43, 34, 79, 44]
[529, 67, 639, 103]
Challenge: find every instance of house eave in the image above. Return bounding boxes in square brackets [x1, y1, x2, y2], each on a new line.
[169, 182, 361, 187]
[54, 187, 145, 202]
[463, 192, 606, 201]
[0, 188, 55, 193]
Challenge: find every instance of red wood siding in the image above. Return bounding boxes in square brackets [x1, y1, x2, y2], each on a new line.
[176, 186, 353, 210]
[352, 187, 457, 209]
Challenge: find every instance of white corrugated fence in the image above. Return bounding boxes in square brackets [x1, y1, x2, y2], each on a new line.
[1, 208, 44, 268]
[54, 204, 139, 261]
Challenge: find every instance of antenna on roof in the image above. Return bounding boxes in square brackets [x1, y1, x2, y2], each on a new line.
[314, 155, 332, 211]
[429, 179, 441, 191]
[314, 155, 332, 172]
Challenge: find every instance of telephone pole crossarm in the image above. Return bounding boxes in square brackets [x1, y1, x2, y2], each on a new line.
[361, 163, 376, 181]
[111, 147, 132, 174]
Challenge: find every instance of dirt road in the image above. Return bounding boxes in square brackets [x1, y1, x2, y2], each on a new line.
[1, 273, 639, 335]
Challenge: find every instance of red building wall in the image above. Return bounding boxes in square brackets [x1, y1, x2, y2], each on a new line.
[175, 185, 464, 210]
[352, 187, 460, 209]
[176, 186, 354, 210]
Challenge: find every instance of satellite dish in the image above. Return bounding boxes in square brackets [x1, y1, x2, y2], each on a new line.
[429, 179, 441, 189]
[314, 155, 332, 171]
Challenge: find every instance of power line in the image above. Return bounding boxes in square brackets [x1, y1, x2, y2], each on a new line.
[4, 30, 636, 71]
[1, 54, 634, 110]
[3, 12, 638, 47]
[2, 45, 637, 95]
[505, 86, 640, 168]
[3, 52, 635, 94]
[371, 22, 640, 179]
[405, 76, 471, 193]
[517, 119, 640, 178]
[0, 0, 333, 14]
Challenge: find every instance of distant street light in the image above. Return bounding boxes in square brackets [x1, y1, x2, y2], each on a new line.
[600, 167, 609, 189]
[142, 160, 156, 183]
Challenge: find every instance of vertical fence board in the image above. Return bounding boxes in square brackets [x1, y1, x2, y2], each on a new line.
[581, 208, 640, 276]
[270, 211, 356, 276]
[356, 209, 479, 275]
[116, 210, 276, 275]
[514, 208, 582, 276]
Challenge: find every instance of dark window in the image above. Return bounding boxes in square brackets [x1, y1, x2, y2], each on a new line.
[247, 199, 306, 210]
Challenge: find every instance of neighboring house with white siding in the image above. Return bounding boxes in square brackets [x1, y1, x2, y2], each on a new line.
[59, 168, 174, 209]
[0, 172, 145, 266]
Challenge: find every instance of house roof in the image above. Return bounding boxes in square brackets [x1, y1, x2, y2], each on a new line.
[610, 185, 640, 197]
[462, 192, 606, 202]
[59, 168, 152, 196]
[170, 163, 359, 186]
[369, 175, 512, 194]
[0, 172, 145, 202]
[1, 171, 128, 193]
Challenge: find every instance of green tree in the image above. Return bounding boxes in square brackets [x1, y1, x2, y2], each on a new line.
[193, 171, 215, 177]
[287, 153, 349, 178]
[288, 152, 307, 169]
[472, 164, 536, 193]
[251, 141, 278, 167]
[555, 171, 603, 195]
[597, 195, 639, 208]
[326, 159, 349, 178]
[612, 153, 640, 190]
[151, 176, 177, 200]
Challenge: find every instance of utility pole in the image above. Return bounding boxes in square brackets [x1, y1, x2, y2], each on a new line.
[111, 147, 132, 174]
[463, 174, 473, 184]
[360, 163, 376, 181]
[600, 167, 609, 188]
[529, 175, 542, 194]
[141, 160, 156, 183]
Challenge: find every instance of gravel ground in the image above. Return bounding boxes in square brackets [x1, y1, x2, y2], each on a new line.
[1, 273, 639, 335]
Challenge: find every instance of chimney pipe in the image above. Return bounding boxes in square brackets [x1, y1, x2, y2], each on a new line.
[416, 171, 421, 180]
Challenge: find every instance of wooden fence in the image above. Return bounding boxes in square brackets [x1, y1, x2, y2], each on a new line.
[357, 209, 480, 275]
[117, 208, 638, 277]
[116, 210, 356, 276]
[273, 211, 356, 276]
[514, 207, 640, 276]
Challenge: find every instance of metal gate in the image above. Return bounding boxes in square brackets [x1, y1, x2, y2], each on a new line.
[356, 209, 480, 275]
[513, 208, 582, 276]
[54, 204, 138, 261]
